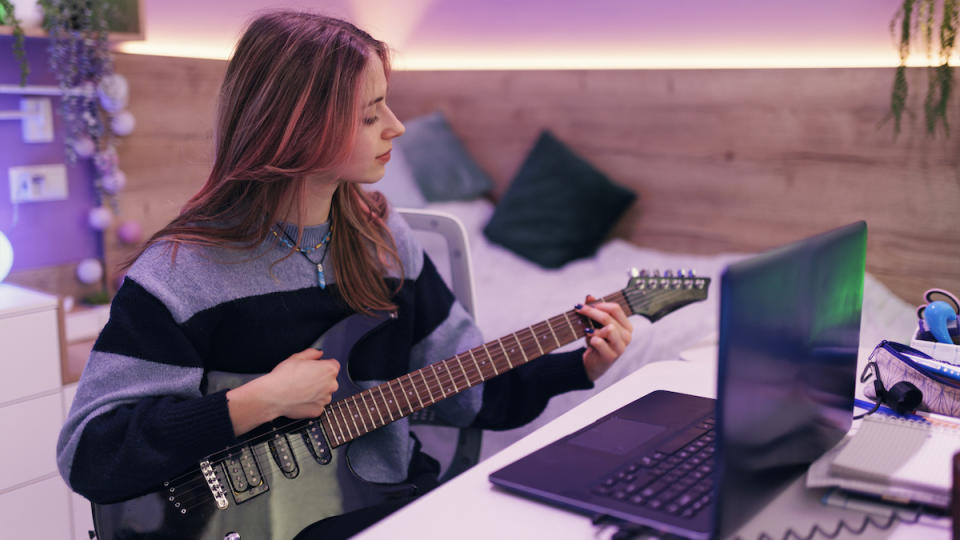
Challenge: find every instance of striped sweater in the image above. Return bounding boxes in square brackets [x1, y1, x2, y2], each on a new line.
[57, 208, 592, 503]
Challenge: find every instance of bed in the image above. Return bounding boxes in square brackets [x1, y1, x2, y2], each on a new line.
[405, 197, 917, 461]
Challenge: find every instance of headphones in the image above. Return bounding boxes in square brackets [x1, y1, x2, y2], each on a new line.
[857, 357, 923, 419]
[916, 288, 960, 345]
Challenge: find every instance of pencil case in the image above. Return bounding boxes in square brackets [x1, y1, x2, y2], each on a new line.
[862, 340, 960, 418]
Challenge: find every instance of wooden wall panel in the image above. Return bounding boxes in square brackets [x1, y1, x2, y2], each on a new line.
[102, 54, 959, 304]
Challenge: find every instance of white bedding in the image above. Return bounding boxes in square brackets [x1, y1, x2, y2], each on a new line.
[411, 199, 916, 461]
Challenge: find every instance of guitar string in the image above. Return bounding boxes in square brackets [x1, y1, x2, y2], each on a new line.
[164, 284, 705, 495]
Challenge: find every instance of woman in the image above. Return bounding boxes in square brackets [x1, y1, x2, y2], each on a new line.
[57, 10, 632, 539]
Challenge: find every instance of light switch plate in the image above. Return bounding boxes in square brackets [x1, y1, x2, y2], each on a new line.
[20, 98, 54, 143]
[8, 164, 69, 203]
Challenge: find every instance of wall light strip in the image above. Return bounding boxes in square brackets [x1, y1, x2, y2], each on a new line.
[113, 42, 958, 70]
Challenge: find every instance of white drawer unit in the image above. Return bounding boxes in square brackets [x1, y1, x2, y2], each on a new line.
[0, 284, 61, 404]
[0, 390, 62, 491]
[0, 284, 79, 536]
[0, 474, 72, 540]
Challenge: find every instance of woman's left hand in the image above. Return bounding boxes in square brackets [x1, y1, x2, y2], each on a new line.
[576, 295, 633, 381]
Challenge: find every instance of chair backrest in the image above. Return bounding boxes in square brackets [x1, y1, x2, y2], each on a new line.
[397, 208, 482, 482]
[396, 208, 477, 319]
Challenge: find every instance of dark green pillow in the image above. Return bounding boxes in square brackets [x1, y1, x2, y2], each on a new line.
[483, 131, 636, 268]
[394, 111, 493, 202]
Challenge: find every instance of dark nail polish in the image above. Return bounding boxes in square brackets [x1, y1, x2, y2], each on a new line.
[585, 327, 594, 334]
[575, 304, 583, 310]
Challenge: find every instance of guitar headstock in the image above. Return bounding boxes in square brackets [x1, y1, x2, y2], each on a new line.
[622, 268, 710, 323]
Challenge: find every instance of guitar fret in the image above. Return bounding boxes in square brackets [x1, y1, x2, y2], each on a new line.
[406, 374, 425, 410]
[432, 364, 447, 398]
[345, 398, 363, 436]
[396, 377, 415, 413]
[547, 319, 562, 348]
[335, 402, 355, 441]
[468, 349, 485, 381]
[319, 412, 336, 445]
[513, 332, 530, 362]
[482, 343, 500, 375]
[419, 369, 436, 405]
[351, 394, 370, 432]
[497, 338, 513, 369]
[562, 312, 578, 338]
[326, 408, 346, 444]
[529, 325, 545, 355]
[443, 362, 460, 393]
[378, 385, 396, 421]
[365, 390, 385, 427]
[455, 354, 471, 387]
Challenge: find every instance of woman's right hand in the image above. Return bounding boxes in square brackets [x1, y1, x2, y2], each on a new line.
[262, 348, 340, 418]
[226, 348, 339, 436]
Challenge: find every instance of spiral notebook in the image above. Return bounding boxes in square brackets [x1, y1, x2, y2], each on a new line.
[826, 413, 960, 507]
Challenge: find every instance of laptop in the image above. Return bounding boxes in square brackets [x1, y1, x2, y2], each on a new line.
[488, 221, 867, 539]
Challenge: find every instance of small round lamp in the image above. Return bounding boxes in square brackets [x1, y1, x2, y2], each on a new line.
[0, 231, 13, 282]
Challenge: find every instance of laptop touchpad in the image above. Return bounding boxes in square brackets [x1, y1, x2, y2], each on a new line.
[567, 417, 665, 455]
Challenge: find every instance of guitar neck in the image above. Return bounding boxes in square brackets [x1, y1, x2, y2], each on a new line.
[317, 291, 630, 448]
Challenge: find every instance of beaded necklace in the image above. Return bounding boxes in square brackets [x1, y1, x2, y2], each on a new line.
[272, 225, 333, 289]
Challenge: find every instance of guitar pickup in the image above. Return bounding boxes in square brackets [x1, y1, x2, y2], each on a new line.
[301, 419, 332, 465]
[268, 432, 300, 479]
[220, 446, 268, 504]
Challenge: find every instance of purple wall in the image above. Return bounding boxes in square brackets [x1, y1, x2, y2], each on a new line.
[0, 35, 100, 272]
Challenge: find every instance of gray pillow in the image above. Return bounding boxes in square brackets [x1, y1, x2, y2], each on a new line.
[395, 111, 493, 202]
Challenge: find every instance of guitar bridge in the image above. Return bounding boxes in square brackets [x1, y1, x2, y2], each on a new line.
[200, 460, 229, 510]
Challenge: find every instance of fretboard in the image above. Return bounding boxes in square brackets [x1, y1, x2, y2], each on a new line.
[317, 291, 630, 448]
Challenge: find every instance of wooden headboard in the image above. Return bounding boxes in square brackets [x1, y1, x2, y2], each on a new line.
[106, 54, 960, 304]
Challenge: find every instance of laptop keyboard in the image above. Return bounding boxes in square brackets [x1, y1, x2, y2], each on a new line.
[591, 416, 716, 519]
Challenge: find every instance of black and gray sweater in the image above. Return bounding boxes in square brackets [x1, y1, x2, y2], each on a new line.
[57, 209, 592, 503]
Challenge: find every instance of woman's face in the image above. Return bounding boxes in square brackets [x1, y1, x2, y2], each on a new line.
[336, 53, 405, 184]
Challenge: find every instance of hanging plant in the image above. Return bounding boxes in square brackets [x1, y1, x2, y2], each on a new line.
[0, 0, 30, 85]
[890, 0, 960, 136]
[36, 0, 134, 216]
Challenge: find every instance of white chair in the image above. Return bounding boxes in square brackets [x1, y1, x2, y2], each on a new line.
[398, 208, 483, 482]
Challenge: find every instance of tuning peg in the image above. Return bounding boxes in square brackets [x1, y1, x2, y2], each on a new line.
[639, 269, 649, 277]
[689, 269, 697, 278]
[653, 270, 661, 278]
[629, 268, 640, 278]
[664, 270, 673, 278]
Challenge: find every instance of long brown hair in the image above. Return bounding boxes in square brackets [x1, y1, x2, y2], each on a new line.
[123, 10, 402, 313]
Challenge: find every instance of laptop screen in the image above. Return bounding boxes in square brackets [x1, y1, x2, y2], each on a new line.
[714, 221, 866, 536]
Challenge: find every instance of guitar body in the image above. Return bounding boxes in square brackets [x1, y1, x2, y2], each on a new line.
[93, 311, 415, 540]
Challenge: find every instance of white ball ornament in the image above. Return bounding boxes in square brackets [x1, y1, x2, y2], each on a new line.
[111, 111, 136, 136]
[116, 220, 142, 244]
[97, 74, 129, 113]
[100, 170, 127, 194]
[88, 206, 113, 231]
[72, 135, 96, 158]
[76, 258, 104, 285]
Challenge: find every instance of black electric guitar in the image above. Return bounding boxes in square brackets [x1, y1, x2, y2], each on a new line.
[92, 269, 710, 539]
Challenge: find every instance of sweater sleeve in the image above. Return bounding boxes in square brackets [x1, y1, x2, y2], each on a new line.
[56, 277, 237, 503]
[470, 348, 593, 430]
[386, 209, 594, 431]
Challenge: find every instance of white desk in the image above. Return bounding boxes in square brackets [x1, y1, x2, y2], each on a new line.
[358, 352, 950, 540]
